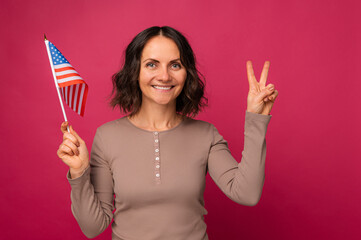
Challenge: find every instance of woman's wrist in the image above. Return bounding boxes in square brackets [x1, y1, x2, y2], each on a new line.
[69, 165, 89, 179]
[246, 109, 270, 116]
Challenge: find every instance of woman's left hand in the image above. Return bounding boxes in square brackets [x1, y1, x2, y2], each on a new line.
[246, 60, 279, 115]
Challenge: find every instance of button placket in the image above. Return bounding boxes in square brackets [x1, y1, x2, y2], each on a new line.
[153, 131, 161, 183]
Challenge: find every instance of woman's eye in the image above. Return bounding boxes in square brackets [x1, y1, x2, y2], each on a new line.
[172, 63, 181, 69]
[146, 62, 156, 68]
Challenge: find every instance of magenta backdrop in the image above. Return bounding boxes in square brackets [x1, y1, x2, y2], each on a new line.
[1, 0, 360, 239]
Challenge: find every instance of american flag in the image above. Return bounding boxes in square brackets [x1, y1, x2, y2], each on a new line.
[48, 41, 88, 116]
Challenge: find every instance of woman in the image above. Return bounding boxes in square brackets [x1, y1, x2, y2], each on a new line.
[57, 26, 278, 240]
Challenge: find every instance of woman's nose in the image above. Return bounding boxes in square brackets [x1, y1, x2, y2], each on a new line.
[158, 66, 170, 81]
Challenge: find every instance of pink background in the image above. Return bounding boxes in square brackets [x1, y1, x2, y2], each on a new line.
[1, 0, 360, 239]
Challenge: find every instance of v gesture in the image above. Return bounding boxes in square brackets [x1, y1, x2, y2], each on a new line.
[246, 61, 278, 115]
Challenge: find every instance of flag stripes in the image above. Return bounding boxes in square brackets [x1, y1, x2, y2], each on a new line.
[59, 83, 87, 115]
[47, 41, 88, 116]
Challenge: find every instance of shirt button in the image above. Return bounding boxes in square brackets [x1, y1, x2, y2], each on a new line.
[155, 149, 159, 152]
[156, 173, 160, 177]
[155, 139, 159, 143]
[156, 165, 160, 168]
[154, 132, 158, 135]
[155, 157, 159, 160]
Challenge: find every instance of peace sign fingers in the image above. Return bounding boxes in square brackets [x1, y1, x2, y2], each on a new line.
[245, 60, 277, 115]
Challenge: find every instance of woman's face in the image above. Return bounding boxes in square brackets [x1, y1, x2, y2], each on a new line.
[138, 36, 187, 107]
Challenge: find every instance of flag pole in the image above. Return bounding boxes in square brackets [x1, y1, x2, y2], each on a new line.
[44, 34, 70, 133]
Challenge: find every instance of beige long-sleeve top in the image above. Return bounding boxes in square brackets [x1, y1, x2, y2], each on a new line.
[67, 111, 272, 240]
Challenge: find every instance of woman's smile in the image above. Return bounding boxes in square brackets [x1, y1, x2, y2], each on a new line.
[152, 85, 175, 91]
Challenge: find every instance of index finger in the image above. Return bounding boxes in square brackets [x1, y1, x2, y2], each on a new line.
[246, 61, 257, 89]
[61, 121, 69, 133]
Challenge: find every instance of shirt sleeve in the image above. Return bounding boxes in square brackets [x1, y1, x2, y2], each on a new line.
[207, 110, 272, 206]
[66, 127, 114, 238]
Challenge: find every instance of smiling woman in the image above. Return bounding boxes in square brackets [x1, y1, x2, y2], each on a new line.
[58, 25, 278, 240]
[109, 26, 208, 120]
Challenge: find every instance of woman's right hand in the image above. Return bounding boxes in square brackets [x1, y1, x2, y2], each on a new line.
[57, 122, 89, 179]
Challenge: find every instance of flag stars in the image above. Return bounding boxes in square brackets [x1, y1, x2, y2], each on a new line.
[49, 42, 70, 65]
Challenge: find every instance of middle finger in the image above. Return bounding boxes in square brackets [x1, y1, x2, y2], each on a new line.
[63, 132, 80, 147]
[259, 61, 270, 88]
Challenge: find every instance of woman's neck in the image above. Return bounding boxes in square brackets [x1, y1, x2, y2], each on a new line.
[127, 100, 184, 132]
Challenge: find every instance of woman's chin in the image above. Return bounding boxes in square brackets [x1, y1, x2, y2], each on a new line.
[142, 94, 177, 107]
[151, 98, 176, 106]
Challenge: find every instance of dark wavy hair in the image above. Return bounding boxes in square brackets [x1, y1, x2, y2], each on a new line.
[108, 26, 208, 118]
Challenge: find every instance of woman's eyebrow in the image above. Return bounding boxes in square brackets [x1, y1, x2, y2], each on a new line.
[170, 58, 181, 62]
[142, 58, 181, 63]
[143, 58, 159, 63]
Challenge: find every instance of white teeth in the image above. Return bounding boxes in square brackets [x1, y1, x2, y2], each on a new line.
[153, 86, 172, 90]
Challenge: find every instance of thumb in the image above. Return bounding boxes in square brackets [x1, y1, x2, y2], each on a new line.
[258, 88, 273, 100]
[69, 125, 84, 143]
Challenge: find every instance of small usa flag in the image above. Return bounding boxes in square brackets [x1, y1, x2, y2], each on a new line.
[48, 41, 88, 116]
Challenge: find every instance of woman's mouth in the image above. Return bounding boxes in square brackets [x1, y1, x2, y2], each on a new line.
[152, 85, 174, 91]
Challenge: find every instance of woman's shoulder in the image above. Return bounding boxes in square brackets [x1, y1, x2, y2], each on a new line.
[94, 116, 130, 135]
[184, 116, 212, 126]
[182, 116, 216, 133]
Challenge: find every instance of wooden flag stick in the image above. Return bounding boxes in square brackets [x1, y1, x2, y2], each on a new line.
[44, 34, 70, 133]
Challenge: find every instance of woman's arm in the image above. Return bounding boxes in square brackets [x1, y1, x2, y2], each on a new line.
[207, 111, 271, 206]
[67, 128, 114, 238]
